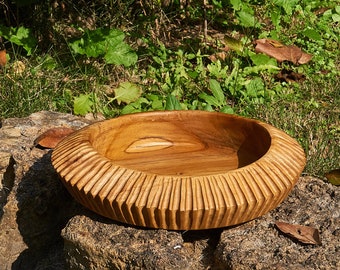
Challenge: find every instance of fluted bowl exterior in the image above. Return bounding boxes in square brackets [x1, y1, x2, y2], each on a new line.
[52, 111, 306, 230]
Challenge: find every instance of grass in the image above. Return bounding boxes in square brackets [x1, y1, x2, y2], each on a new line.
[244, 78, 340, 177]
[0, 0, 339, 178]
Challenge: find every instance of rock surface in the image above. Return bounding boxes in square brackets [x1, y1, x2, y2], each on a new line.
[214, 176, 339, 270]
[0, 111, 339, 270]
[0, 111, 93, 270]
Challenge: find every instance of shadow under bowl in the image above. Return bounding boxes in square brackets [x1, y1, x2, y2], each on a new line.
[52, 111, 306, 230]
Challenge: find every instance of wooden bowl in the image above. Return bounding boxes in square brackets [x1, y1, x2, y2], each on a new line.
[52, 111, 306, 230]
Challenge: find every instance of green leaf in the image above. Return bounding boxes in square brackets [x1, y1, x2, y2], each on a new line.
[273, 0, 299, 15]
[121, 97, 149, 114]
[69, 28, 137, 66]
[332, 13, 340, 22]
[0, 25, 37, 55]
[250, 53, 277, 66]
[113, 82, 142, 105]
[271, 8, 281, 28]
[245, 78, 265, 98]
[203, 103, 214, 112]
[199, 93, 220, 107]
[243, 64, 280, 75]
[69, 39, 85, 55]
[237, 10, 256, 27]
[335, 6, 340, 14]
[146, 93, 163, 110]
[165, 95, 182, 110]
[209, 79, 225, 104]
[302, 29, 322, 41]
[230, 0, 242, 11]
[220, 106, 234, 114]
[73, 94, 94, 115]
[104, 42, 138, 67]
[121, 103, 141, 114]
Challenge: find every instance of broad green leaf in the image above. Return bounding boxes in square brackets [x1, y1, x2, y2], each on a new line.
[199, 93, 220, 107]
[273, 0, 299, 15]
[245, 78, 265, 98]
[0, 25, 37, 55]
[203, 103, 214, 112]
[121, 103, 141, 114]
[302, 29, 321, 41]
[69, 28, 109, 57]
[104, 42, 138, 67]
[69, 28, 137, 66]
[121, 97, 149, 114]
[69, 39, 85, 55]
[250, 53, 277, 66]
[332, 13, 340, 22]
[220, 106, 234, 114]
[80, 29, 106, 57]
[147, 93, 163, 109]
[335, 6, 340, 14]
[73, 94, 94, 115]
[209, 79, 225, 104]
[113, 82, 142, 105]
[151, 99, 163, 110]
[230, 0, 242, 11]
[237, 11, 256, 27]
[165, 95, 182, 110]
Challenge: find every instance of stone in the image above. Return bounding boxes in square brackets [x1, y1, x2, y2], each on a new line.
[0, 111, 93, 270]
[0, 111, 339, 270]
[61, 176, 339, 270]
[214, 177, 339, 270]
[62, 215, 192, 270]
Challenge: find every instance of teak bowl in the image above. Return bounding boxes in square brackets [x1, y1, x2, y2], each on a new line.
[52, 111, 306, 230]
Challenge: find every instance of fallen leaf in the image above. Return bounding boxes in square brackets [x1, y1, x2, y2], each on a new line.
[34, 127, 75, 149]
[208, 54, 218, 62]
[267, 39, 285, 48]
[325, 169, 340, 185]
[314, 7, 330, 16]
[255, 39, 312, 65]
[208, 52, 227, 62]
[276, 69, 306, 83]
[0, 49, 6, 67]
[0, 37, 6, 68]
[275, 221, 321, 245]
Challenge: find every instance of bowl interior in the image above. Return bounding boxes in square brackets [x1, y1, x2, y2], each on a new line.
[90, 112, 271, 176]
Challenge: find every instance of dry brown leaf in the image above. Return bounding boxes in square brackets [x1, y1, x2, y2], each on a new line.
[0, 49, 6, 67]
[276, 69, 306, 83]
[208, 52, 228, 62]
[34, 127, 75, 149]
[275, 221, 321, 245]
[255, 39, 312, 65]
[0, 37, 5, 68]
[325, 169, 340, 185]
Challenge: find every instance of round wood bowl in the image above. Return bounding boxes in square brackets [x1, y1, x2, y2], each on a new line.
[52, 111, 306, 230]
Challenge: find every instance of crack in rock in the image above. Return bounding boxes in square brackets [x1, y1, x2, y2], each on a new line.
[0, 152, 15, 218]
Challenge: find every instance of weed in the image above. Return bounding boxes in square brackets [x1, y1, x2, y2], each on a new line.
[0, 0, 339, 177]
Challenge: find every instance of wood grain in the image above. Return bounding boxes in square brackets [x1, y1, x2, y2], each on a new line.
[52, 111, 306, 230]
